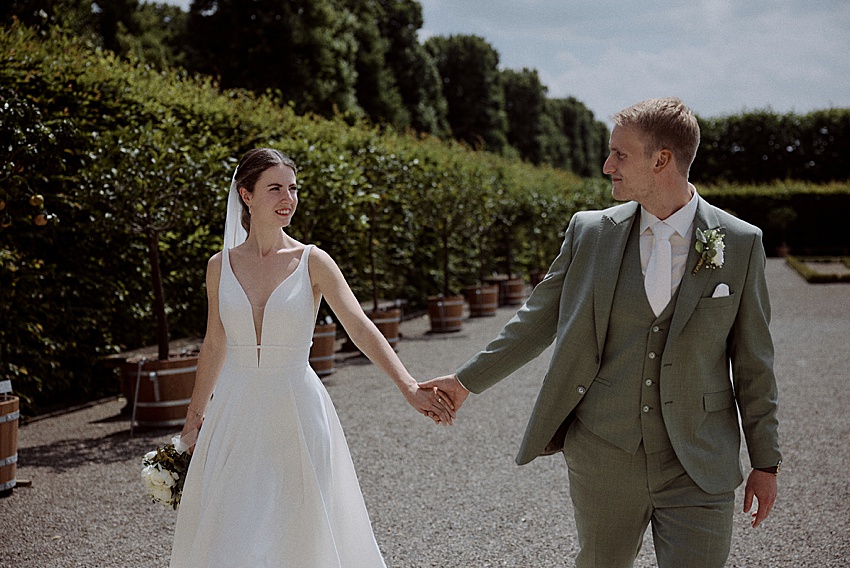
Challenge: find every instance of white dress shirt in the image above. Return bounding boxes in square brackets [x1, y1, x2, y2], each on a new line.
[639, 185, 699, 300]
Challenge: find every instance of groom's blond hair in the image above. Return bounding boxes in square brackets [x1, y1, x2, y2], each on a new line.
[613, 97, 700, 177]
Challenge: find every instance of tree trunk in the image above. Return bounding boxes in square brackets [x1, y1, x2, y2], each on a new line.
[442, 231, 450, 297]
[369, 203, 379, 312]
[147, 229, 170, 361]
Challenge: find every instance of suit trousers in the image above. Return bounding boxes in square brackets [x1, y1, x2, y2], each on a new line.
[563, 419, 735, 568]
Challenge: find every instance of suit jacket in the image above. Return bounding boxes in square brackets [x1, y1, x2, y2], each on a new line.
[456, 196, 781, 494]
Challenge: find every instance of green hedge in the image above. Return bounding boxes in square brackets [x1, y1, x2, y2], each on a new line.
[5, 22, 845, 416]
[0, 22, 612, 416]
[698, 181, 850, 255]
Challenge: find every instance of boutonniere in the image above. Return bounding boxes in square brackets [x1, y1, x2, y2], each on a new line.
[692, 227, 725, 274]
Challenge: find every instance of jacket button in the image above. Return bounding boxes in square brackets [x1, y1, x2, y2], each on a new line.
[652, 325, 660, 333]
[642, 405, 651, 413]
[577, 386, 586, 395]
[645, 379, 653, 386]
[648, 352, 657, 359]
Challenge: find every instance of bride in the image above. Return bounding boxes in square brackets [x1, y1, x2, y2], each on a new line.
[169, 148, 455, 567]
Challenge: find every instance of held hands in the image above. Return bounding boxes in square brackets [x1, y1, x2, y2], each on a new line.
[744, 468, 778, 528]
[417, 374, 470, 425]
[404, 381, 457, 426]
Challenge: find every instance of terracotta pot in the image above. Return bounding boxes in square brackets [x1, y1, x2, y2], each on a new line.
[0, 395, 19, 496]
[464, 284, 499, 317]
[121, 356, 198, 430]
[309, 323, 337, 378]
[427, 295, 465, 333]
[367, 307, 402, 351]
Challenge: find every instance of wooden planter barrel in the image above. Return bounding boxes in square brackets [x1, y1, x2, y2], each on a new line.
[427, 295, 465, 333]
[464, 285, 499, 317]
[487, 274, 526, 306]
[502, 277, 527, 305]
[367, 307, 402, 351]
[0, 395, 20, 495]
[309, 323, 337, 378]
[121, 357, 198, 431]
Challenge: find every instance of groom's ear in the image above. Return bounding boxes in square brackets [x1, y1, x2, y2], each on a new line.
[654, 149, 673, 172]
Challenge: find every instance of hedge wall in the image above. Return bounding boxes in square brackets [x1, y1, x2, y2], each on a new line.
[0, 23, 611, 415]
[4, 22, 846, 416]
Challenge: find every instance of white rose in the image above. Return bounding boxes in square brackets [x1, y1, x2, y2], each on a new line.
[150, 483, 174, 504]
[143, 451, 157, 462]
[711, 238, 725, 266]
[142, 464, 177, 488]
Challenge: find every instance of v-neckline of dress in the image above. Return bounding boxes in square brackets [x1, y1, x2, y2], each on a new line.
[225, 246, 308, 349]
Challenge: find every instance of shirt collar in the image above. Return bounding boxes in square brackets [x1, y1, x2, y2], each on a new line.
[639, 184, 699, 238]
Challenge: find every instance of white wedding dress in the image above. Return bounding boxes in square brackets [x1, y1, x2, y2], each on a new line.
[170, 245, 386, 568]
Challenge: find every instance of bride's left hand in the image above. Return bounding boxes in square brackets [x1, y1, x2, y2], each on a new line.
[404, 384, 456, 426]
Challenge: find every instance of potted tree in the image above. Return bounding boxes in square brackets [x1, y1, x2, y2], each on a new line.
[357, 146, 403, 349]
[86, 114, 228, 429]
[419, 155, 472, 333]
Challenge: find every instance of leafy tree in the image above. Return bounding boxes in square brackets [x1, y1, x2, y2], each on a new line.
[340, 0, 408, 129]
[541, 97, 608, 177]
[502, 67, 547, 164]
[425, 34, 508, 151]
[83, 114, 230, 360]
[376, 0, 449, 137]
[118, 1, 187, 69]
[180, 0, 361, 118]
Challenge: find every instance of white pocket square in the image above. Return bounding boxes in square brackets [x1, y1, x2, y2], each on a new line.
[711, 283, 730, 298]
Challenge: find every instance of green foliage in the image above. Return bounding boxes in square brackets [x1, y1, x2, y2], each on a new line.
[694, 109, 850, 184]
[541, 97, 609, 177]
[699, 181, 850, 254]
[502, 68, 547, 164]
[180, 0, 362, 118]
[1, 21, 592, 415]
[375, 0, 449, 137]
[425, 34, 509, 152]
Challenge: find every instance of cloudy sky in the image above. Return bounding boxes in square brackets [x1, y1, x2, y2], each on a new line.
[162, 0, 850, 125]
[417, 0, 850, 125]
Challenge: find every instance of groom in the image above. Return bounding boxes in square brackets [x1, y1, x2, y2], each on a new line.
[422, 97, 781, 567]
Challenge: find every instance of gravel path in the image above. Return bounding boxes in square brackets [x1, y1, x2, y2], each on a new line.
[1, 258, 848, 567]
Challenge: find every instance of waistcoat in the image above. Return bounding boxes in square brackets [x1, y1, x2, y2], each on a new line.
[574, 218, 677, 455]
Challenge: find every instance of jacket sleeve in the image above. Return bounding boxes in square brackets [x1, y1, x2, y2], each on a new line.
[730, 229, 782, 468]
[456, 214, 579, 393]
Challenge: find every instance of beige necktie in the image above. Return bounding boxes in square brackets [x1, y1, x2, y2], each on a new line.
[646, 222, 675, 316]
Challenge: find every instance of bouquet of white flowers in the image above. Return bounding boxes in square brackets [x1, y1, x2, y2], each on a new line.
[141, 435, 191, 510]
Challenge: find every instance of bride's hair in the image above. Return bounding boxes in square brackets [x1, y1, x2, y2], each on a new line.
[234, 148, 298, 234]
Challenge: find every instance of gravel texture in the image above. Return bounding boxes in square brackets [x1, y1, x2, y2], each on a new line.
[1, 258, 848, 567]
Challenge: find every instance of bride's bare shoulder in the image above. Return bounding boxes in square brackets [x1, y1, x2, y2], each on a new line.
[206, 251, 223, 273]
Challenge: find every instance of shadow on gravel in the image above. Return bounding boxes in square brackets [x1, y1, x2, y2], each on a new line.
[19, 426, 178, 473]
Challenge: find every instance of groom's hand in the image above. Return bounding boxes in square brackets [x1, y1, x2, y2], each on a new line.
[419, 374, 470, 415]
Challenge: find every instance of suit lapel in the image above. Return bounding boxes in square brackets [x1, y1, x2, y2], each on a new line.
[593, 202, 638, 355]
[668, 197, 721, 344]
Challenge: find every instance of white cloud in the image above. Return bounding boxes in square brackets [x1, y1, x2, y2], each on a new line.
[418, 0, 850, 124]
